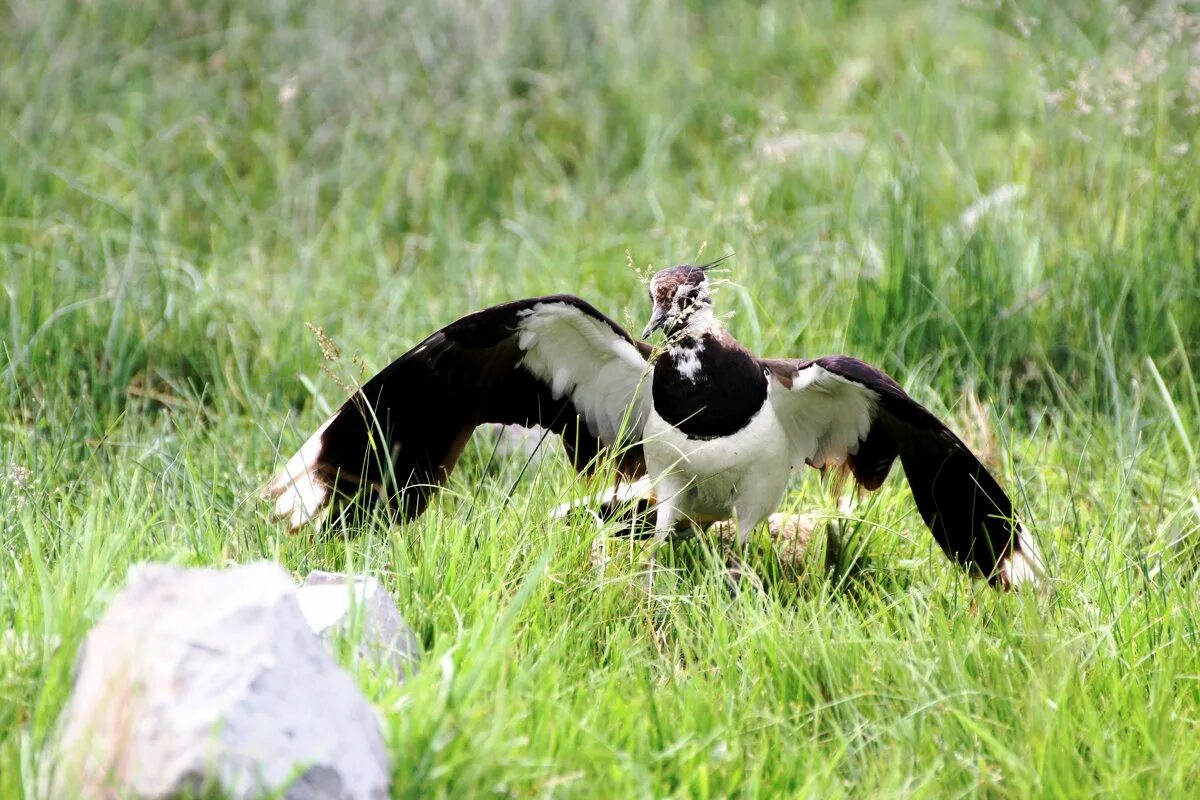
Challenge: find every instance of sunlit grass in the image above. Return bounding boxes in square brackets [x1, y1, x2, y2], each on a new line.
[3, 0, 1200, 796]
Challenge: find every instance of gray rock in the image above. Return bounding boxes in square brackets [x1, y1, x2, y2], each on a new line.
[711, 513, 823, 570]
[298, 571, 421, 679]
[45, 562, 391, 800]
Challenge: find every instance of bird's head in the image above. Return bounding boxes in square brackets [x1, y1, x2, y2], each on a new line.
[641, 256, 730, 339]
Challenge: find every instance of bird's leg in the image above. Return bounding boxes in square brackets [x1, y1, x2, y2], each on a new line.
[837, 491, 857, 519]
[724, 511, 764, 596]
[645, 493, 682, 596]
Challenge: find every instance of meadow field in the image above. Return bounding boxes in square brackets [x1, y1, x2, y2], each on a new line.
[4, 0, 1200, 795]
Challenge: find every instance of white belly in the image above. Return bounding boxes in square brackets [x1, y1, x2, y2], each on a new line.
[643, 393, 792, 527]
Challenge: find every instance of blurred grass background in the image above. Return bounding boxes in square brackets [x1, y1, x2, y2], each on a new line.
[3, 0, 1200, 796]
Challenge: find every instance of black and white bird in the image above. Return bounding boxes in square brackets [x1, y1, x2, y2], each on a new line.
[263, 261, 1042, 589]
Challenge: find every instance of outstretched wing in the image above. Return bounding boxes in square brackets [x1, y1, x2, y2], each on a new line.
[264, 295, 653, 530]
[763, 355, 1042, 588]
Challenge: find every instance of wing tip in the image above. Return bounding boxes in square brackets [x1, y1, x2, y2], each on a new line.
[994, 524, 1046, 590]
[551, 476, 655, 521]
[262, 416, 336, 531]
[265, 474, 332, 531]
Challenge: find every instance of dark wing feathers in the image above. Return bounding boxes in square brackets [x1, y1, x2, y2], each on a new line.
[765, 355, 1041, 588]
[263, 296, 651, 529]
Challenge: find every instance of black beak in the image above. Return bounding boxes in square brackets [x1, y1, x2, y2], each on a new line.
[641, 307, 668, 339]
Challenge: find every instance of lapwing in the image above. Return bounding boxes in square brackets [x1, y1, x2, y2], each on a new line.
[263, 261, 1043, 589]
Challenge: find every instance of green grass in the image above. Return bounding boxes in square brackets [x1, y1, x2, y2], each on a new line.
[4, 0, 1200, 795]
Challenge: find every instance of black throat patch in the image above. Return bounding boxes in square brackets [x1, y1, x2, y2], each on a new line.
[652, 333, 768, 439]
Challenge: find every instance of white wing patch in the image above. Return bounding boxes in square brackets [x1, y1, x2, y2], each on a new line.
[516, 303, 652, 445]
[769, 363, 880, 471]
